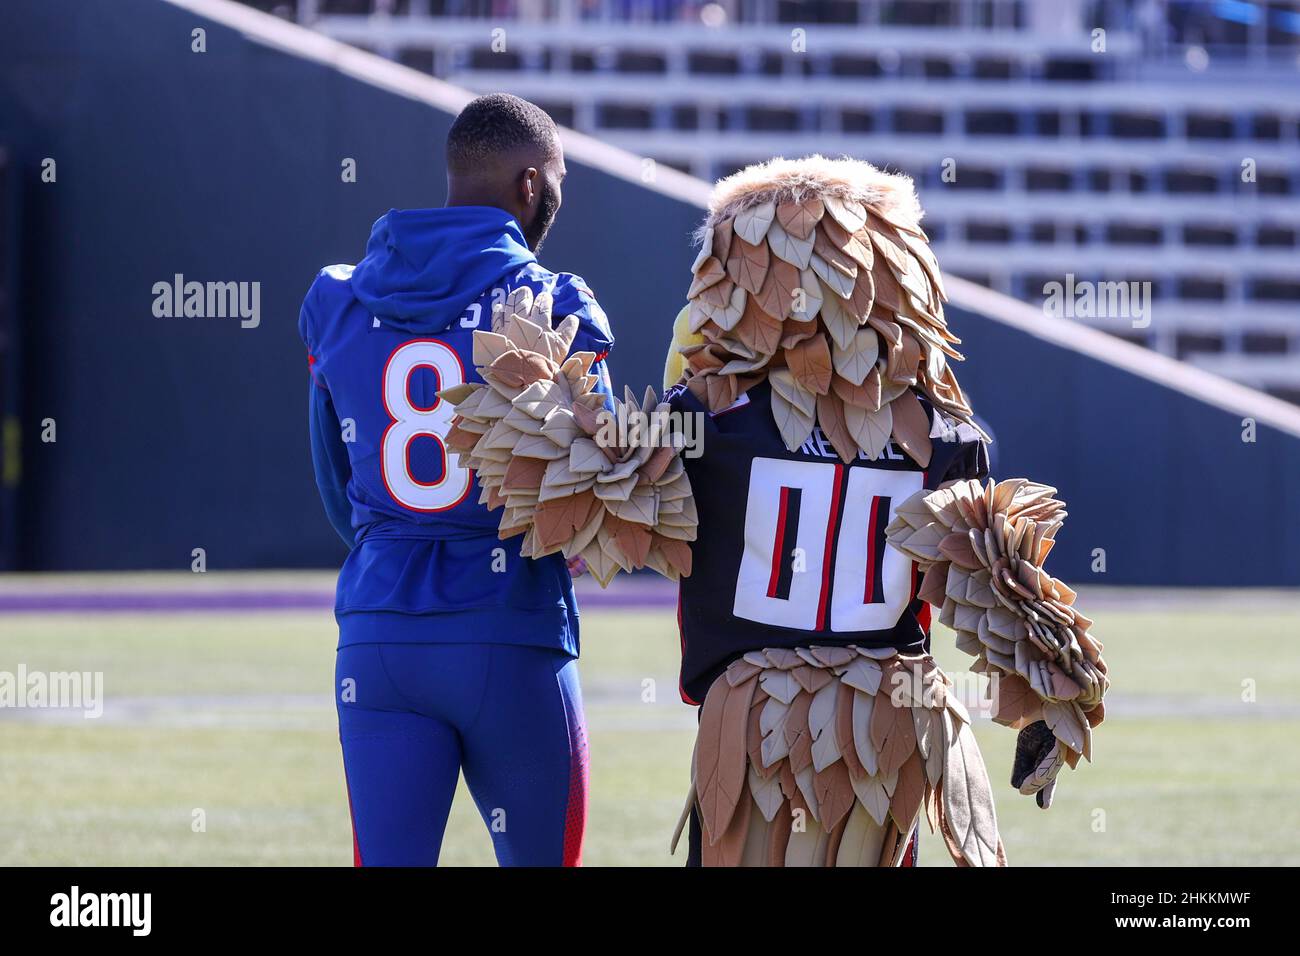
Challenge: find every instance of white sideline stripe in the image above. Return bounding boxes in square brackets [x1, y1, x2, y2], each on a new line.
[165, 0, 1300, 440]
[946, 276, 1300, 438]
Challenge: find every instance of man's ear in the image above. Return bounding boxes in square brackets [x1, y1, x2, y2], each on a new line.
[518, 167, 540, 209]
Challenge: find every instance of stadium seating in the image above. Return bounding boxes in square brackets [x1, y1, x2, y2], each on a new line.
[255, 0, 1300, 402]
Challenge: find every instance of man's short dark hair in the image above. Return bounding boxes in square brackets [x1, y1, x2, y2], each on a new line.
[446, 94, 559, 175]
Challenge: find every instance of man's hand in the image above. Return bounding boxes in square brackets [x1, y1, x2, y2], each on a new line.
[566, 555, 587, 578]
[1011, 720, 1065, 809]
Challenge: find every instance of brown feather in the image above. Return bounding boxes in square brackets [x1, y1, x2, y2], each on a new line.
[711, 788, 753, 867]
[820, 215, 875, 271]
[733, 295, 784, 356]
[696, 672, 759, 845]
[889, 751, 926, 832]
[726, 235, 770, 296]
[698, 275, 736, 310]
[990, 672, 1037, 727]
[776, 198, 824, 240]
[816, 391, 858, 463]
[870, 256, 903, 313]
[755, 256, 801, 322]
[784, 333, 833, 395]
[814, 760, 856, 833]
[747, 686, 773, 778]
[812, 223, 858, 280]
[870, 686, 918, 778]
[835, 681, 865, 780]
[785, 690, 814, 775]
[889, 388, 933, 468]
[687, 257, 726, 298]
[767, 798, 793, 866]
[934, 792, 970, 867]
[780, 317, 818, 350]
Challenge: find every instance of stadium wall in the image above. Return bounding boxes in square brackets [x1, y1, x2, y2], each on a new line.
[0, 0, 1296, 584]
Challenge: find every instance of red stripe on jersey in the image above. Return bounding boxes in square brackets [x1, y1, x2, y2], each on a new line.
[767, 487, 791, 598]
[864, 496, 882, 604]
[815, 464, 845, 631]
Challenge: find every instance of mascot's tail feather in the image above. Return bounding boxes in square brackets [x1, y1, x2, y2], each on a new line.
[678, 646, 1006, 867]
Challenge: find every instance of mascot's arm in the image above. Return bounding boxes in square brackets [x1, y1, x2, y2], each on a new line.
[437, 286, 697, 588]
[663, 303, 704, 393]
[886, 479, 1109, 808]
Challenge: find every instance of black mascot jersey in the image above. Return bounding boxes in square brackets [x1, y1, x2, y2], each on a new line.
[668, 380, 988, 704]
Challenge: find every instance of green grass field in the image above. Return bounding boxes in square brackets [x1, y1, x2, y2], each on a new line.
[1, 575, 1298, 865]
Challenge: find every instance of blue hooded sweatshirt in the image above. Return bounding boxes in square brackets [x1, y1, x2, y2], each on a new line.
[298, 206, 614, 656]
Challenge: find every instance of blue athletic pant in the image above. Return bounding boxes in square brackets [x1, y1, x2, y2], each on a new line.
[335, 639, 588, 866]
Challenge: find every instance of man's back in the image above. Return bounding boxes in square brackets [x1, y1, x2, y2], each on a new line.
[300, 205, 613, 654]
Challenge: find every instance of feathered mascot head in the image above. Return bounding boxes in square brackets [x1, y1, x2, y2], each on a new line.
[677, 155, 981, 467]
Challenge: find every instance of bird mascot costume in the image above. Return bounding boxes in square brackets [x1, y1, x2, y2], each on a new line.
[439, 156, 1108, 867]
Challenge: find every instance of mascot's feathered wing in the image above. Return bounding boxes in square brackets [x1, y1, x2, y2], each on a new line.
[440, 157, 1108, 866]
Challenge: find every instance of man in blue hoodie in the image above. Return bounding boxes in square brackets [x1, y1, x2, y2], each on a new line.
[299, 94, 613, 866]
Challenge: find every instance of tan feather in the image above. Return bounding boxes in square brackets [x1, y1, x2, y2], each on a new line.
[766, 219, 814, 270]
[785, 690, 814, 775]
[835, 802, 887, 867]
[783, 815, 830, 867]
[748, 763, 785, 821]
[844, 400, 892, 461]
[940, 710, 1001, 866]
[759, 694, 792, 766]
[770, 382, 816, 452]
[818, 285, 858, 351]
[809, 682, 842, 771]
[851, 689, 879, 776]
[696, 672, 758, 845]
[793, 268, 824, 322]
[810, 253, 855, 298]
[733, 200, 776, 245]
[824, 194, 868, 233]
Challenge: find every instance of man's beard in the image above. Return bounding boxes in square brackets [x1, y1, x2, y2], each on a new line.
[524, 180, 559, 253]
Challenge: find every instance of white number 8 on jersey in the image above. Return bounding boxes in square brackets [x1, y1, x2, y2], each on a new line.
[380, 339, 472, 512]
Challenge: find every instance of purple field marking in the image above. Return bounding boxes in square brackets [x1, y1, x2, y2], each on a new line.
[0, 577, 679, 613]
[0, 591, 335, 613]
